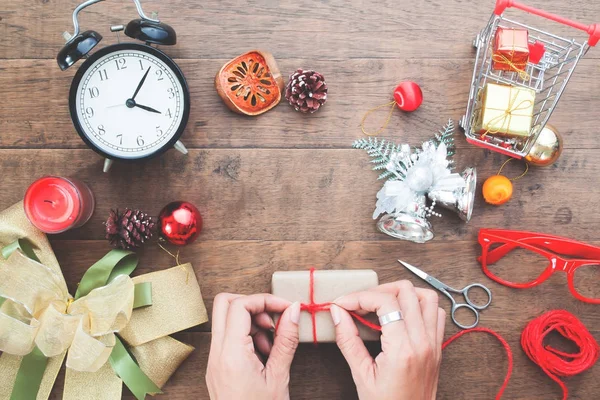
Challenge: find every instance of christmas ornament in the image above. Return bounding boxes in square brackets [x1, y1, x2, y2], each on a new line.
[482, 175, 513, 205]
[482, 158, 528, 205]
[525, 124, 563, 167]
[284, 69, 328, 113]
[394, 81, 423, 112]
[58, 0, 190, 173]
[105, 208, 155, 250]
[360, 81, 423, 136]
[354, 119, 476, 243]
[215, 50, 284, 116]
[528, 41, 546, 64]
[159, 201, 202, 246]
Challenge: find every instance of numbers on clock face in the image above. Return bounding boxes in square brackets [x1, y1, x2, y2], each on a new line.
[75, 49, 185, 159]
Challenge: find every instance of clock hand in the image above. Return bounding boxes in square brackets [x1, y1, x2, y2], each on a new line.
[134, 103, 162, 114]
[131, 66, 151, 101]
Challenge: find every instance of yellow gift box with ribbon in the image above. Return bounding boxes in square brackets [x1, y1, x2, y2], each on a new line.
[475, 83, 536, 138]
[0, 202, 208, 400]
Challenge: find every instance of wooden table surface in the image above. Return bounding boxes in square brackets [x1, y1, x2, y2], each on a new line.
[2, 0, 600, 398]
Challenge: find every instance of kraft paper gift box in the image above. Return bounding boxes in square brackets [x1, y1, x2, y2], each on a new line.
[272, 269, 380, 343]
[475, 83, 535, 138]
[493, 27, 530, 73]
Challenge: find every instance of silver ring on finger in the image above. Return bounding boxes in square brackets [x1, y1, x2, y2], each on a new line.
[378, 310, 404, 326]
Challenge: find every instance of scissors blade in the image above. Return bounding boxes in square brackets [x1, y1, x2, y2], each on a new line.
[398, 260, 448, 292]
[398, 260, 430, 280]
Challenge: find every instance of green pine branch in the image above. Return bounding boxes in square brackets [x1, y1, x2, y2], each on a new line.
[433, 118, 456, 158]
[352, 137, 402, 181]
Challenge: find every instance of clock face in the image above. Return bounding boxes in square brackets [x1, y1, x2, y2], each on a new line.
[70, 43, 190, 160]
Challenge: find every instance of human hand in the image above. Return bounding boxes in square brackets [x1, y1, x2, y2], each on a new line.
[206, 293, 301, 400]
[330, 281, 446, 400]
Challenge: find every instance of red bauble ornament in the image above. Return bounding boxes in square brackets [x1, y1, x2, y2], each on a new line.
[158, 201, 203, 246]
[393, 81, 423, 112]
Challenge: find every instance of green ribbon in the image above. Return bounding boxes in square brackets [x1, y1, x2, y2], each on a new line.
[133, 282, 153, 309]
[1, 238, 40, 262]
[1, 240, 159, 400]
[110, 337, 162, 399]
[74, 249, 138, 299]
[9, 347, 48, 400]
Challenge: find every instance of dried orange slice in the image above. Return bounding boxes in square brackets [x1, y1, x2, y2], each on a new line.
[215, 50, 284, 116]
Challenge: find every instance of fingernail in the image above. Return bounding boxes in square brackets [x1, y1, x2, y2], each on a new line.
[269, 316, 276, 331]
[330, 304, 341, 326]
[289, 302, 301, 325]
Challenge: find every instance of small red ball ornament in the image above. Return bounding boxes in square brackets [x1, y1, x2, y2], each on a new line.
[158, 201, 203, 246]
[393, 81, 423, 112]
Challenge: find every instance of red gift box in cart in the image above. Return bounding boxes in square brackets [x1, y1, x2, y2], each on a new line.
[459, 0, 600, 159]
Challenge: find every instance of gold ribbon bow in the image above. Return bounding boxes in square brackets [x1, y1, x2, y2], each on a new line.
[0, 251, 134, 372]
[0, 203, 208, 400]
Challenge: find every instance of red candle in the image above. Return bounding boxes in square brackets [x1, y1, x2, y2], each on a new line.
[24, 176, 95, 234]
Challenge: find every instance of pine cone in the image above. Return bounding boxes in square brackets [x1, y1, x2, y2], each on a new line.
[285, 69, 328, 113]
[105, 208, 155, 250]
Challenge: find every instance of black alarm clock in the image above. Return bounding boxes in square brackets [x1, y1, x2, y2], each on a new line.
[57, 0, 190, 172]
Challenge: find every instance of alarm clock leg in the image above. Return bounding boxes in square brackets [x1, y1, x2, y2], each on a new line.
[103, 158, 114, 173]
[174, 140, 188, 155]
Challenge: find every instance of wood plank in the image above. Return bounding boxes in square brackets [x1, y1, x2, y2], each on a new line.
[50, 239, 600, 331]
[0, 59, 599, 149]
[1, 0, 599, 60]
[0, 148, 598, 242]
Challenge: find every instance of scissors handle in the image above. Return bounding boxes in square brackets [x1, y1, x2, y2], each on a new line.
[451, 303, 480, 330]
[461, 283, 492, 311]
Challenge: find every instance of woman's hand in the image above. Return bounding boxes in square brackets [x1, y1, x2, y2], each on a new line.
[206, 293, 301, 400]
[330, 281, 446, 400]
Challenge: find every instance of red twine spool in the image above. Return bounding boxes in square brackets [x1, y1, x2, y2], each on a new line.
[521, 310, 599, 400]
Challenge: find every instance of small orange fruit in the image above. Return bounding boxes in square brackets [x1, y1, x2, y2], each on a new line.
[483, 175, 513, 205]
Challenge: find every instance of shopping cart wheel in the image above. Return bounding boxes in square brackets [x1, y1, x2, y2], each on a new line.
[459, 116, 466, 129]
[472, 34, 480, 49]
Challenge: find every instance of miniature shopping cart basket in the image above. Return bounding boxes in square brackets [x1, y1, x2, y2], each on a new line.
[459, 0, 600, 158]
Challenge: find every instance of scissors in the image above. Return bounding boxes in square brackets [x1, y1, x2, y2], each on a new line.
[398, 260, 492, 329]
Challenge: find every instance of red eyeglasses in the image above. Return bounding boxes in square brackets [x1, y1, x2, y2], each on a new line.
[478, 229, 600, 304]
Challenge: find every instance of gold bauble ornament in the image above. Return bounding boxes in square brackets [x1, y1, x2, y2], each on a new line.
[525, 124, 563, 167]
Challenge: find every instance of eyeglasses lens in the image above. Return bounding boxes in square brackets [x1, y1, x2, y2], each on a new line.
[572, 264, 600, 300]
[485, 241, 549, 284]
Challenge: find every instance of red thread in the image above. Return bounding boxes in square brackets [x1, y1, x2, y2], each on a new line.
[521, 310, 599, 400]
[443, 327, 513, 400]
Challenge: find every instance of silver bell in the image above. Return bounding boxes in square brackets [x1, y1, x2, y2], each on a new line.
[427, 167, 477, 222]
[377, 195, 434, 243]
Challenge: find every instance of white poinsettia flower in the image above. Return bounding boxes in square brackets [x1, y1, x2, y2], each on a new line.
[373, 180, 415, 219]
[372, 142, 466, 219]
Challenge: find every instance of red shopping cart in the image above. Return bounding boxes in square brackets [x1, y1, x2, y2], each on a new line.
[459, 0, 600, 158]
